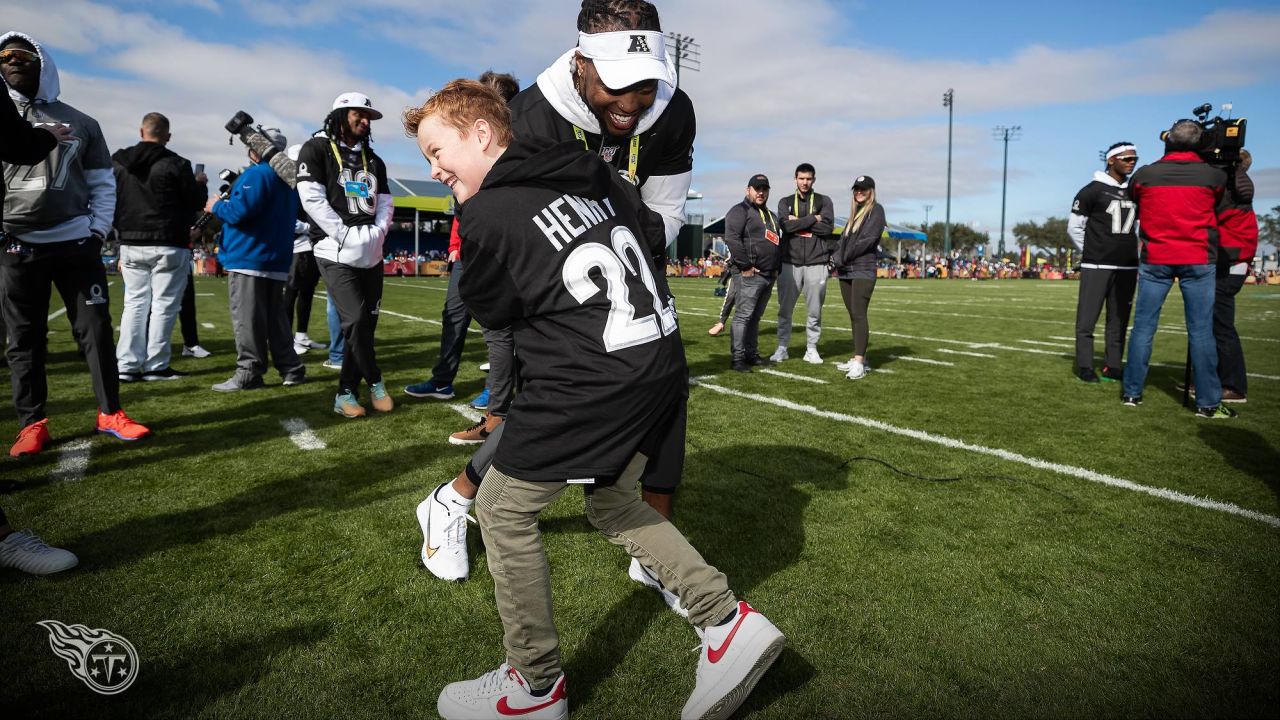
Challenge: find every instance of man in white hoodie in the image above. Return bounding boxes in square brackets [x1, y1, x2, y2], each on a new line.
[1067, 142, 1140, 384]
[296, 92, 394, 418]
[1, 31, 151, 456]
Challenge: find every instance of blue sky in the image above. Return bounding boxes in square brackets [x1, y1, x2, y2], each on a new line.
[10, 0, 1278, 254]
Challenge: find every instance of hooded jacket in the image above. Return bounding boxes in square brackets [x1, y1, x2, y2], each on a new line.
[832, 203, 886, 280]
[1, 90, 58, 222]
[112, 141, 206, 248]
[296, 131, 394, 269]
[508, 48, 694, 247]
[1, 31, 115, 243]
[209, 161, 297, 275]
[458, 136, 685, 483]
[1216, 169, 1258, 265]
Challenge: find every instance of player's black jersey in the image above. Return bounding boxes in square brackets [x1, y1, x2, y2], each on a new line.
[1071, 175, 1139, 267]
[507, 83, 694, 189]
[459, 137, 686, 482]
[295, 135, 388, 244]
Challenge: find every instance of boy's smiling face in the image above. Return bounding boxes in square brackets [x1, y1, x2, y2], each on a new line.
[416, 115, 494, 205]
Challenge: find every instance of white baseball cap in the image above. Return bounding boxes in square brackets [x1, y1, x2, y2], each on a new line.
[577, 30, 675, 90]
[331, 92, 383, 120]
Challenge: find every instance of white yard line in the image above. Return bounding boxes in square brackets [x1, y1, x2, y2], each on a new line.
[1148, 362, 1280, 382]
[377, 308, 484, 335]
[690, 379, 1280, 529]
[450, 403, 484, 423]
[385, 280, 447, 292]
[889, 354, 954, 367]
[281, 418, 325, 450]
[1018, 339, 1074, 348]
[758, 368, 829, 384]
[937, 348, 997, 358]
[201, 322, 215, 329]
[51, 439, 91, 483]
[197, 293, 214, 296]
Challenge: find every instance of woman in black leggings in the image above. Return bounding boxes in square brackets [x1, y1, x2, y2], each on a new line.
[831, 176, 885, 379]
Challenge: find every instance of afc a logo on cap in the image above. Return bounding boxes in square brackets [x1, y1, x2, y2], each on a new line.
[628, 34, 651, 53]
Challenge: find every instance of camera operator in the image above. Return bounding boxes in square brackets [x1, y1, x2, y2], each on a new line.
[1122, 119, 1233, 418]
[204, 127, 306, 392]
[296, 92, 394, 418]
[1, 31, 151, 456]
[1210, 149, 1258, 403]
[1067, 142, 1139, 384]
[112, 112, 208, 383]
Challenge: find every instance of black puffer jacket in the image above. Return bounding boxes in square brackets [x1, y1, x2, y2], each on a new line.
[832, 203, 886, 280]
[112, 141, 206, 247]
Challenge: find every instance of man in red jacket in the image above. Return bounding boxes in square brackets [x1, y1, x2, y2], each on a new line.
[1211, 149, 1257, 403]
[1121, 120, 1234, 418]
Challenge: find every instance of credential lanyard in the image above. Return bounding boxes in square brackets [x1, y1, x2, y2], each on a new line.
[757, 207, 777, 234]
[329, 141, 368, 176]
[573, 125, 639, 182]
[792, 192, 813, 217]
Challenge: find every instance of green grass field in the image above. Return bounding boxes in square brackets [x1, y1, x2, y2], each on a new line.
[3, 274, 1278, 719]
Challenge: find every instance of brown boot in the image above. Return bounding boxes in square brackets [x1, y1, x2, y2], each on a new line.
[448, 413, 503, 445]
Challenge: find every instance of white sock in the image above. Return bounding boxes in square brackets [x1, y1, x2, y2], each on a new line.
[294, 333, 307, 342]
[439, 482, 474, 508]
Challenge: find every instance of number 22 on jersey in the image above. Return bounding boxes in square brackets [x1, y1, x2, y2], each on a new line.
[562, 226, 677, 352]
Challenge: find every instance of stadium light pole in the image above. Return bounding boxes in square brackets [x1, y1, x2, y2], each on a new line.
[993, 125, 1021, 258]
[942, 89, 954, 258]
[923, 204, 933, 229]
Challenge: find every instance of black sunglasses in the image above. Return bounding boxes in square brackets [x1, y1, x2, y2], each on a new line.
[1114, 156, 1138, 163]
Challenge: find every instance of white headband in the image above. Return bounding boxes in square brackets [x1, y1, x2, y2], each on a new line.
[1106, 144, 1137, 160]
[577, 30, 674, 89]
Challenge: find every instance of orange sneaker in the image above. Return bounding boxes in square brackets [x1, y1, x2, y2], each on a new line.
[448, 413, 503, 446]
[10, 419, 51, 457]
[97, 410, 152, 441]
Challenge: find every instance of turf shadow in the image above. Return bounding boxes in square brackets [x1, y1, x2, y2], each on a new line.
[10, 621, 331, 719]
[1196, 424, 1280, 497]
[1, 442, 435, 576]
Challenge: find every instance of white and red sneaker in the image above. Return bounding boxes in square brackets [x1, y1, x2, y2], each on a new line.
[438, 663, 567, 720]
[681, 601, 785, 720]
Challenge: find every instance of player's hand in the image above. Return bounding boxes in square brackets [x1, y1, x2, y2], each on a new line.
[787, 214, 797, 221]
[448, 250, 460, 262]
[194, 172, 208, 184]
[204, 196, 219, 213]
[742, 267, 756, 277]
[48, 124, 74, 143]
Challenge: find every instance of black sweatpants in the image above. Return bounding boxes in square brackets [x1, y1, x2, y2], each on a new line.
[0, 237, 120, 427]
[283, 249, 321, 335]
[1074, 267, 1136, 370]
[430, 260, 473, 384]
[1213, 272, 1247, 395]
[316, 258, 383, 395]
[179, 267, 199, 347]
[839, 277, 876, 357]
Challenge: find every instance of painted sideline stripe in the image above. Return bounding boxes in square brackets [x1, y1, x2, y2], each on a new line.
[201, 322, 215, 329]
[377, 308, 484, 334]
[691, 379, 1280, 529]
[281, 418, 325, 450]
[197, 292, 214, 296]
[937, 348, 997, 358]
[1018, 339, 1073, 348]
[890, 354, 954, 367]
[758, 368, 829, 384]
[51, 439, 91, 483]
[385, 280, 447, 292]
[450, 403, 484, 424]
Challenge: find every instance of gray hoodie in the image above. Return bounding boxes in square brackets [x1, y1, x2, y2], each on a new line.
[1, 31, 115, 243]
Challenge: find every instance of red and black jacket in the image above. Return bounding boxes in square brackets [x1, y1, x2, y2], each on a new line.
[1216, 169, 1258, 264]
[1128, 151, 1226, 265]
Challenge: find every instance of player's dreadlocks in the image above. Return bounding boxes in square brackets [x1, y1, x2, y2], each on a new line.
[322, 108, 375, 146]
[576, 0, 662, 32]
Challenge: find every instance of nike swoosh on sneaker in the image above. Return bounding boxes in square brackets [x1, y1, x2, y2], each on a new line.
[707, 603, 754, 664]
[425, 544, 439, 558]
[495, 685, 564, 716]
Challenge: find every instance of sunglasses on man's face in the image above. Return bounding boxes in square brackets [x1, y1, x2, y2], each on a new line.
[1115, 156, 1138, 163]
[0, 48, 39, 65]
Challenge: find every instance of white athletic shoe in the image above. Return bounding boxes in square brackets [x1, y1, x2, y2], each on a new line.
[628, 557, 689, 618]
[293, 343, 310, 355]
[682, 601, 785, 720]
[845, 360, 867, 380]
[802, 348, 822, 365]
[181, 345, 212, 358]
[768, 347, 788, 363]
[479, 362, 491, 372]
[416, 483, 475, 582]
[0, 530, 79, 575]
[438, 663, 567, 720]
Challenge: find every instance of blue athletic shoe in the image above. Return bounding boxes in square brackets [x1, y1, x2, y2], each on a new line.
[404, 379, 455, 400]
[470, 388, 489, 410]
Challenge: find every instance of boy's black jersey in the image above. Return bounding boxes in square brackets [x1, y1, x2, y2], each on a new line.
[295, 135, 388, 244]
[507, 83, 695, 187]
[459, 137, 686, 482]
[1071, 173, 1139, 267]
